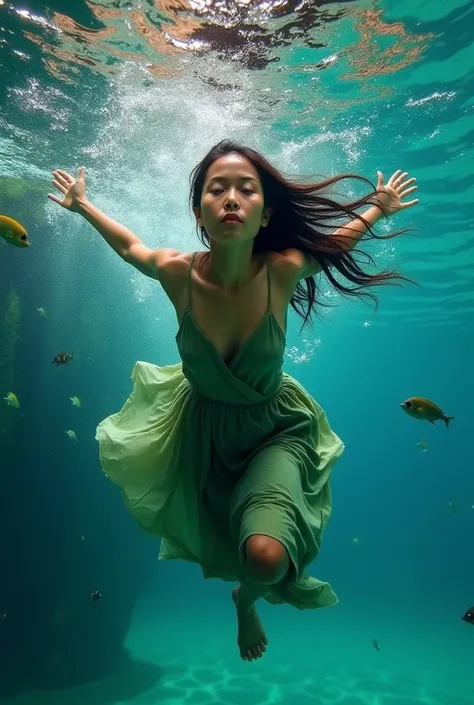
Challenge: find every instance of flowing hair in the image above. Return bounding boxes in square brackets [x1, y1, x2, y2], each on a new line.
[189, 139, 413, 327]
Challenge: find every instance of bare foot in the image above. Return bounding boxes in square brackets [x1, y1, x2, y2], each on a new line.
[232, 586, 268, 661]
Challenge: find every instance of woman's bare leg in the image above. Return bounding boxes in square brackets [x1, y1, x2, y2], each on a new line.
[233, 534, 290, 661]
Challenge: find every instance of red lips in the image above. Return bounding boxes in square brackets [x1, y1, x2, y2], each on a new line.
[222, 214, 242, 222]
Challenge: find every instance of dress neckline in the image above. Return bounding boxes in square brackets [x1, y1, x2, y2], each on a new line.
[178, 307, 285, 369]
[178, 251, 285, 368]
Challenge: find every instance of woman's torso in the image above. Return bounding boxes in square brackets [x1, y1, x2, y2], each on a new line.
[160, 251, 299, 364]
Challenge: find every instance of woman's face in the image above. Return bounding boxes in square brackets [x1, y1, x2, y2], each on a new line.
[195, 153, 271, 244]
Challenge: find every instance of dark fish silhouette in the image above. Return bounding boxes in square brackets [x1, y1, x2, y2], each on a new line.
[53, 352, 73, 365]
[90, 591, 102, 602]
[372, 638, 380, 651]
[462, 606, 474, 624]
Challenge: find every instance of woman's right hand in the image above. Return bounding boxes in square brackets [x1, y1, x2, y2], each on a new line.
[47, 167, 88, 212]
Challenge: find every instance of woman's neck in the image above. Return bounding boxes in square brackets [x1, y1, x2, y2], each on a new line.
[205, 241, 260, 290]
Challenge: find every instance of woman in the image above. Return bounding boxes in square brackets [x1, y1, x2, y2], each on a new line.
[48, 140, 418, 662]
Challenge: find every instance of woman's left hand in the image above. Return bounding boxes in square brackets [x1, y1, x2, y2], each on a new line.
[374, 170, 419, 215]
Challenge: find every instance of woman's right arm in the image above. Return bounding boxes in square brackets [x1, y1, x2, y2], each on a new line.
[76, 199, 180, 279]
[48, 167, 180, 280]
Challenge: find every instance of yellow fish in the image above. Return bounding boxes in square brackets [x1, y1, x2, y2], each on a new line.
[3, 392, 20, 408]
[65, 429, 78, 442]
[70, 396, 81, 408]
[0, 215, 30, 248]
[400, 397, 454, 428]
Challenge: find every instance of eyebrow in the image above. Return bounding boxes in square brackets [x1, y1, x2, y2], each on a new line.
[207, 176, 259, 184]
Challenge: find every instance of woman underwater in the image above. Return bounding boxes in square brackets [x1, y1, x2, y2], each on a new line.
[48, 139, 418, 661]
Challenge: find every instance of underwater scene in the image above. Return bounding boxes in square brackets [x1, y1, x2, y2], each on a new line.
[0, 0, 473, 704]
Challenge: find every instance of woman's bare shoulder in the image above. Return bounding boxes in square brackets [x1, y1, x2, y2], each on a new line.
[158, 251, 210, 302]
[268, 249, 322, 280]
[268, 249, 305, 279]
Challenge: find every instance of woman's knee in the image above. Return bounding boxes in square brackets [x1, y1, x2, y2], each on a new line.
[243, 534, 290, 584]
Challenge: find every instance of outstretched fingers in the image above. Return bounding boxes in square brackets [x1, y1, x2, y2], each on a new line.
[52, 170, 72, 188]
[47, 193, 61, 204]
[397, 175, 416, 190]
[51, 178, 67, 194]
[391, 170, 407, 188]
[400, 185, 418, 199]
[386, 169, 402, 188]
[54, 169, 74, 181]
[400, 198, 419, 209]
[48, 169, 71, 203]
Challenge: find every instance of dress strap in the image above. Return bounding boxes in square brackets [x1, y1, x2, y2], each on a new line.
[266, 257, 272, 311]
[187, 252, 197, 311]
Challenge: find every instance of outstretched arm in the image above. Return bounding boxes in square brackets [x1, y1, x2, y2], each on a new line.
[77, 199, 179, 278]
[329, 170, 418, 252]
[296, 169, 419, 278]
[48, 167, 180, 279]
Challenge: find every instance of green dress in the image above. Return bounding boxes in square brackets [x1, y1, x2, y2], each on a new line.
[96, 253, 344, 610]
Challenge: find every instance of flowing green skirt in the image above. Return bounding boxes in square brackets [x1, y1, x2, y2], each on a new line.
[96, 361, 344, 610]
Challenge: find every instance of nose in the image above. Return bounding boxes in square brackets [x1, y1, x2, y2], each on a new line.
[223, 187, 240, 204]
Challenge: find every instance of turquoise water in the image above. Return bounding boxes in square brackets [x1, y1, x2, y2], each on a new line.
[1, 0, 473, 703]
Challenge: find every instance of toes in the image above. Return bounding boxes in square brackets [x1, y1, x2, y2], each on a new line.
[242, 643, 266, 661]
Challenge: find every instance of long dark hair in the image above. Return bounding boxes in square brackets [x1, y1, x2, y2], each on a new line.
[189, 139, 413, 326]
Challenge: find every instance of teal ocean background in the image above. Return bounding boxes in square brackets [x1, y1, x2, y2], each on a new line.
[0, 1, 473, 703]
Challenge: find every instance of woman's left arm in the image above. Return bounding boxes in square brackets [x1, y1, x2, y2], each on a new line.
[282, 169, 419, 279]
[329, 169, 419, 253]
